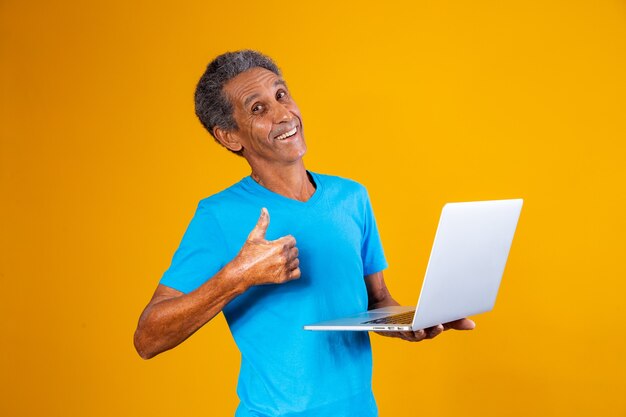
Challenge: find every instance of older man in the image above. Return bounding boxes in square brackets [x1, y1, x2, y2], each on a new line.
[134, 50, 474, 417]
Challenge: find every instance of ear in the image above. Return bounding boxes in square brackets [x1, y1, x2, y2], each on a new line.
[213, 126, 243, 152]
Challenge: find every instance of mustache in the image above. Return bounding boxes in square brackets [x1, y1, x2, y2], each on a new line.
[271, 121, 299, 139]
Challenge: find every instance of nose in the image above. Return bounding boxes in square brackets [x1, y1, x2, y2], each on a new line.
[271, 102, 293, 124]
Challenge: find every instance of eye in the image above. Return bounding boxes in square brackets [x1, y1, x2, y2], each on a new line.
[276, 90, 288, 100]
[251, 103, 264, 114]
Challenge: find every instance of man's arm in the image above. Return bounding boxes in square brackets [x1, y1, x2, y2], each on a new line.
[364, 271, 475, 342]
[365, 271, 400, 310]
[134, 269, 243, 359]
[134, 208, 300, 359]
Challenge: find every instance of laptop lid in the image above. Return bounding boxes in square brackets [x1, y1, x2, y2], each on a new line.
[410, 198, 523, 329]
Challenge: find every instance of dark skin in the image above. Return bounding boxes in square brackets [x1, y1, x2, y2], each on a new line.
[365, 271, 475, 341]
[134, 208, 300, 359]
[133, 67, 473, 359]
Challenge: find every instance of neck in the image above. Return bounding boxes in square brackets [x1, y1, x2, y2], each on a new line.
[249, 160, 315, 202]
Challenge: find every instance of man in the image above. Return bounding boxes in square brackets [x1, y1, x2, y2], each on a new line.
[134, 50, 475, 416]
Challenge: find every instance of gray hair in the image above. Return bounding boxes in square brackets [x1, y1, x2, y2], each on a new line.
[194, 50, 282, 155]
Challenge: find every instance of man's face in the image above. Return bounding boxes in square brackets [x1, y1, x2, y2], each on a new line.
[220, 67, 306, 165]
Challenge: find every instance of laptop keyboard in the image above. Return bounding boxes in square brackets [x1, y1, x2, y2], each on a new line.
[363, 310, 415, 325]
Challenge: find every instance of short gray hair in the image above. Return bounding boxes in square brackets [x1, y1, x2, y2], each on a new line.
[194, 50, 282, 155]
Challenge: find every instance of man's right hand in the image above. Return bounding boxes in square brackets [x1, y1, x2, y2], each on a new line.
[231, 208, 301, 289]
[134, 208, 300, 359]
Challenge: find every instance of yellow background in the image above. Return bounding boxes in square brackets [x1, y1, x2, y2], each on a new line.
[2, 0, 625, 416]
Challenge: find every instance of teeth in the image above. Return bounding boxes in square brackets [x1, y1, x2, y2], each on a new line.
[276, 127, 297, 140]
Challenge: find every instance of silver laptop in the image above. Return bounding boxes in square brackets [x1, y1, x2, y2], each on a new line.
[304, 199, 523, 331]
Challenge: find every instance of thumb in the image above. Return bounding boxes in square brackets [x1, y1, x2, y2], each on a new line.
[248, 208, 270, 241]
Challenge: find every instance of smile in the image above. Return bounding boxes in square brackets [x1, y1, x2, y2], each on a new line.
[275, 126, 298, 141]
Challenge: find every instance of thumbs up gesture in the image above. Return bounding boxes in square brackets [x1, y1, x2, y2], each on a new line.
[231, 208, 301, 289]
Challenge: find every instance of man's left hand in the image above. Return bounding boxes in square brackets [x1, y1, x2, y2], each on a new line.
[375, 318, 476, 342]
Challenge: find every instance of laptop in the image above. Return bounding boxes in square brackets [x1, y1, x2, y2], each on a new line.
[304, 199, 523, 331]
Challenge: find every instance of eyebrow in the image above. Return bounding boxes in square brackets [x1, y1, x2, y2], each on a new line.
[243, 93, 260, 108]
[243, 79, 288, 108]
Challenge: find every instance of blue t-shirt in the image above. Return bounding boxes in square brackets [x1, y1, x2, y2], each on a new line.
[160, 171, 388, 417]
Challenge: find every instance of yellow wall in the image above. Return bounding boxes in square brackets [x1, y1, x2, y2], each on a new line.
[2, 1, 625, 415]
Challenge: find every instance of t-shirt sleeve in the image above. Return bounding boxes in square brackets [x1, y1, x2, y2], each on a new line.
[159, 202, 228, 294]
[361, 187, 388, 276]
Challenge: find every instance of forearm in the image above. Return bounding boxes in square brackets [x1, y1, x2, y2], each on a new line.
[134, 264, 246, 359]
[368, 293, 400, 310]
[365, 271, 400, 310]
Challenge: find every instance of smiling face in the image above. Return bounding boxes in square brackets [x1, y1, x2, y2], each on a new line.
[214, 67, 306, 167]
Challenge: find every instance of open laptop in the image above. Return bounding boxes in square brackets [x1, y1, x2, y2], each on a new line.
[304, 199, 523, 331]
